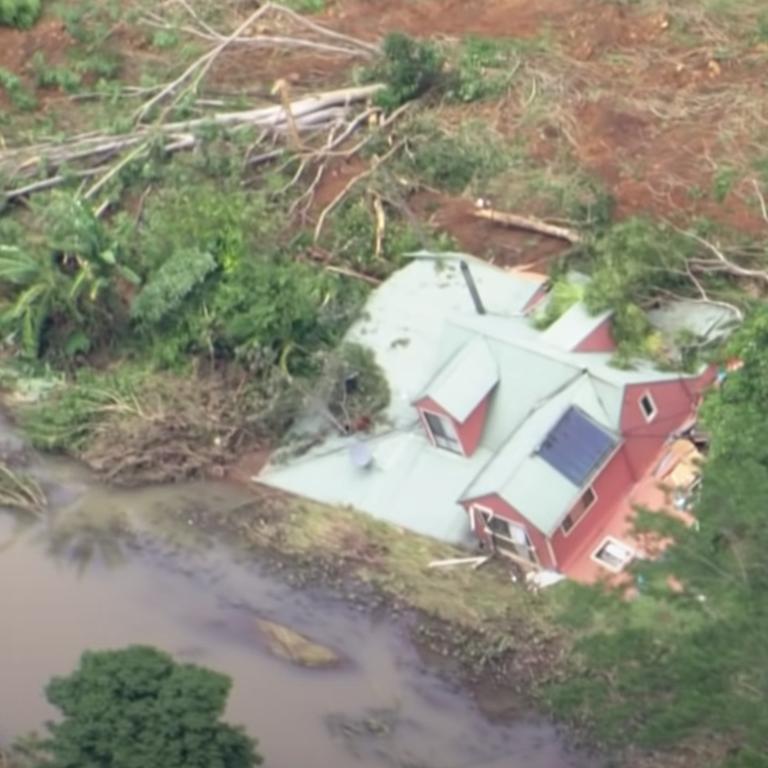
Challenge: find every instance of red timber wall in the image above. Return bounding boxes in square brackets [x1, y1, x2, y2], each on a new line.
[549, 446, 636, 568]
[619, 368, 715, 481]
[573, 317, 616, 353]
[415, 394, 491, 457]
[463, 494, 557, 570]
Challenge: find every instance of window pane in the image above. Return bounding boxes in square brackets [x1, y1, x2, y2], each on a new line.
[640, 395, 655, 418]
[425, 412, 448, 439]
[562, 487, 595, 533]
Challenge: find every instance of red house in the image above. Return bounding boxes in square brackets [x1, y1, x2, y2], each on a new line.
[412, 296, 717, 582]
[261, 255, 737, 584]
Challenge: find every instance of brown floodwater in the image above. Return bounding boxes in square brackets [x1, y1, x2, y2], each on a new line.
[0, 445, 587, 768]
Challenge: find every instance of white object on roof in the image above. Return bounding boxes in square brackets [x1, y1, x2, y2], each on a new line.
[420, 338, 499, 422]
[260, 429, 492, 545]
[349, 439, 374, 469]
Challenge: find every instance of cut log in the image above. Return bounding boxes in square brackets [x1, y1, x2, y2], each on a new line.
[472, 207, 583, 244]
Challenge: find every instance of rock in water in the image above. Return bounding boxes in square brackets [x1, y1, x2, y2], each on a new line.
[255, 618, 340, 668]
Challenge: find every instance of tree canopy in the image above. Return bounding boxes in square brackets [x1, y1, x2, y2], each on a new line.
[547, 306, 768, 767]
[34, 645, 261, 768]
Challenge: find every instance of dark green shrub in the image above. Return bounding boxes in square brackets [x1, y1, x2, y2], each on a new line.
[374, 33, 444, 110]
[0, 0, 41, 28]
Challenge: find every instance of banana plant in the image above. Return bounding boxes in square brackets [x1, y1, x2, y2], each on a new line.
[0, 192, 139, 359]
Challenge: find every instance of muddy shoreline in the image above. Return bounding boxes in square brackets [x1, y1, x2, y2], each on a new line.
[171, 482, 570, 719]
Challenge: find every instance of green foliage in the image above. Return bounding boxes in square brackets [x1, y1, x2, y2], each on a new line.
[278, 0, 325, 11]
[0, 193, 137, 359]
[533, 280, 585, 329]
[0, 0, 41, 28]
[320, 342, 390, 427]
[325, 194, 450, 278]
[20, 365, 145, 451]
[129, 182, 362, 371]
[131, 248, 217, 326]
[712, 166, 738, 202]
[0, 67, 37, 110]
[35, 645, 261, 768]
[150, 28, 180, 49]
[546, 308, 768, 765]
[402, 119, 511, 193]
[373, 33, 444, 110]
[446, 37, 520, 103]
[583, 218, 692, 359]
[30, 52, 82, 92]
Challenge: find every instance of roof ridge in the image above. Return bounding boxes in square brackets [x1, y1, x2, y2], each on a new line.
[458, 370, 590, 501]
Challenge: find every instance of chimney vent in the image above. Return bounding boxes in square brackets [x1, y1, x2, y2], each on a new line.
[459, 260, 486, 315]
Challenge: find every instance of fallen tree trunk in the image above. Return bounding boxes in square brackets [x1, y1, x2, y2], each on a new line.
[472, 206, 583, 244]
[1, 85, 384, 202]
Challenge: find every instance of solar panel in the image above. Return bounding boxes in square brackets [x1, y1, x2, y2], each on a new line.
[538, 407, 617, 486]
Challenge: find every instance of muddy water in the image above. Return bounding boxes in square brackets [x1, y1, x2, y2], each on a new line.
[0, 452, 584, 768]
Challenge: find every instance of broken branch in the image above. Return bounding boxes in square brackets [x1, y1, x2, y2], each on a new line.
[472, 206, 583, 244]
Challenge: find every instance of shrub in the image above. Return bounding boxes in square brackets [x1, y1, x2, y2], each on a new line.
[39, 646, 261, 768]
[402, 119, 511, 193]
[373, 33, 444, 110]
[0, 0, 42, 29]
[0, 66, 37, 110]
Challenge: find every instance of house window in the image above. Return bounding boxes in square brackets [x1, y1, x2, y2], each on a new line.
[639, 392, 657, 422]
[561, 487, 597, 535]
[592, 537, 634, 572]
[423, 411, 461, 453]
[477, 508, 538, 565]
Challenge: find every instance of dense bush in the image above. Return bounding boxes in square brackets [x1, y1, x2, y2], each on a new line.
[0, 193, 137, 359]
[546, 308, 768, 766]
[373, 33, 444, 110]
[36, 646, 261, 768]
[0, 0, 42, 28]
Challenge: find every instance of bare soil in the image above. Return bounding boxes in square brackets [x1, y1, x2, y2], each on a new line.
[5, 0, 765, 257]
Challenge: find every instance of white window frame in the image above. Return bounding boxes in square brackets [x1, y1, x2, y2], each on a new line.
[561, 486, 598, 537]
[638, 391, 658, 423]
[472, 505, 539, 566]
[420, 407, 464, 455]
[591, 536, 635, 573]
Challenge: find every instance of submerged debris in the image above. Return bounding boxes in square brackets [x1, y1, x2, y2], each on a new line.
[255, 618, 341, 668]
[0, 461, 46, 517]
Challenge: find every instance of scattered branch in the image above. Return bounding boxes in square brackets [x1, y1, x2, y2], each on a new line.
[752, 178, 768, 224]
[313, 139, 404, 242]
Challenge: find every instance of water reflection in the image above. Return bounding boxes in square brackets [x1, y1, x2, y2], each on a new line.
[43, 507, 135, 575]
[0, 473, 587, 768]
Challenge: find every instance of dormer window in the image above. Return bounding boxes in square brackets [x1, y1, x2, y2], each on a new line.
[423, 411, 462, 453]
[639, 392, 657, 422]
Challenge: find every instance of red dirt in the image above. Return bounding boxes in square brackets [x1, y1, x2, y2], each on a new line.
[3, 0, 765, 252]
[327, 0, 583, 41]
[410, 192, 565, 268]
[0, 18, 72, 109]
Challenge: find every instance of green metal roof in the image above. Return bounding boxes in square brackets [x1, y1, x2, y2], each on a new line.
[647, 299, 740, 344]
[540, 303, 612, 351]
[419, 338, 499, 422]
[461, 373, 620, 534]
[260, 254, 728, 548]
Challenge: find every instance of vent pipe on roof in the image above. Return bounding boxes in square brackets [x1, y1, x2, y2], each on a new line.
[460, 260, 486, 315]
